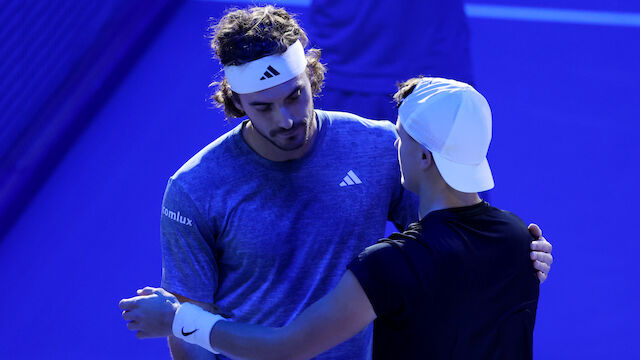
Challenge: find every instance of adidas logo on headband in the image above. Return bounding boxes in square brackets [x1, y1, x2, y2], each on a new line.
[260, 65, 280, 80]
[223, 40, 307, 94]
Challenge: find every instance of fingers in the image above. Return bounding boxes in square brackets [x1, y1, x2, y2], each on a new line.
[530, 251, 553, 265]
[537, 271, 547, 284]
[126, 320, 139, 330]
[528, 223, 542, 238]
[119, 297, 138, 310]
[122, 310, 135, 321]
[155, 287, 172, 296]
[128, 323, 152, 339]
[121, 289, 161, 340]
[530, 238, 552, 254]
[123, 313, 150, 339]
[137, 286, 156, 296]
[122, 286, 158, 309]
[530, 243, 552, 284]
[532, 259, 550, 274]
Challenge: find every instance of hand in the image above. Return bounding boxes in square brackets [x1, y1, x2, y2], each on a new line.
[119, 287, 181, 339]
[528, 223, 553, 284]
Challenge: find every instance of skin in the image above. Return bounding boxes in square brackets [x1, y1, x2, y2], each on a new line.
[395, 120, 482, 217]
[233, 72, 317, 162]
[121, 274, 375, 360]
[120, 119, 554, 359]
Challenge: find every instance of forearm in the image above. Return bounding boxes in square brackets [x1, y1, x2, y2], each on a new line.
[169, 335, 217, 360]
[208, 271, 375, 360]
[169, 272, 374, 360]
[211, 321, 306, 360]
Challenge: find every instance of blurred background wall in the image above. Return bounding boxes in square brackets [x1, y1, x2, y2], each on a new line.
[1, 0, 638, 358]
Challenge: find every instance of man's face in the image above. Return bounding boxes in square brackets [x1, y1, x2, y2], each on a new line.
[235, 73, 315, 151]
[395, 119, 424, 193]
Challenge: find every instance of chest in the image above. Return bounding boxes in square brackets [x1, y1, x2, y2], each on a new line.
[213, 163, 395, 263]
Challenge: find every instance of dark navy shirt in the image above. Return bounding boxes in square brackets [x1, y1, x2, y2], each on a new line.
[348, 201, 539, 359]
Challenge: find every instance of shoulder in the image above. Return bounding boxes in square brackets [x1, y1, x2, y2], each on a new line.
[347, 232, 427, 316]
[351, 231, 420, 271]
[317, 109, 397, 139]
[356, 240, 400, 263]
[348, 239, 401, 283]
[483, 205, 531, 240]
[169, 122, 244, 190]
[429, 204, 533, 254]
[316, 110, 398, 163]
[494, 207, 528, 227]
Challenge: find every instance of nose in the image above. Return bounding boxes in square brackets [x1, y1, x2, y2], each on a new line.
[277, 106, 294, 129]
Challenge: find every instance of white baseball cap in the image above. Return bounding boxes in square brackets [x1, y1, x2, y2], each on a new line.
[397, 77, 494, 193]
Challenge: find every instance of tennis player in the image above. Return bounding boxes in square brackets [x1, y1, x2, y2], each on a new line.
[121, 77, 543, 359]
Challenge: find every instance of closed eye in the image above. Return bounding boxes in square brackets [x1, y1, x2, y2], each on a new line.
[255, 105, 272, 112]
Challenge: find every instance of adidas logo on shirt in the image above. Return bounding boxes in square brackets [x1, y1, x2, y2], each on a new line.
[339, 170, 363, 187]
[260, 65, 280, 80]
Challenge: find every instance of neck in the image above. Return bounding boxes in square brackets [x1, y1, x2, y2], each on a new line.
[242, 112, 317, 162]
[417, 180, 482, 219]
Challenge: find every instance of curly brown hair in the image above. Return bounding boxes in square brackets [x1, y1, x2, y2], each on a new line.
[393, 76, 427, 108]
[208, 6, 326, 119]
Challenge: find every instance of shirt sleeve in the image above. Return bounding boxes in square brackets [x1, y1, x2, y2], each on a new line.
[160, 177, 218, 303]
[347, 240, 411, 320]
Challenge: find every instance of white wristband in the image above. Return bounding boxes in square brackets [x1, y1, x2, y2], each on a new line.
[172, 302, 225, 354]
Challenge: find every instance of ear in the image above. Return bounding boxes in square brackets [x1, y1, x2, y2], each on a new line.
[419, 148, 433, 171]
[231, 93, 244, 112]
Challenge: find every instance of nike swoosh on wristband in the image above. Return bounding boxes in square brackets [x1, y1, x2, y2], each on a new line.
[181, 328, 198, 336]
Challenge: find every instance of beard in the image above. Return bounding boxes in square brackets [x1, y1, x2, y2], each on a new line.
[254, 114, 314, 152]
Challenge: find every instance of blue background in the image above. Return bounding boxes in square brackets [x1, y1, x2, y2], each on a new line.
[1, 0, 639, 358]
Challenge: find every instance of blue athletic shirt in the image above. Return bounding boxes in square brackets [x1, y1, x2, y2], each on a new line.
[160, 110, 418, 359]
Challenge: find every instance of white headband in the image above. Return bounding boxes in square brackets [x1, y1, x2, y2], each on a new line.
[223, 40, 308, 94]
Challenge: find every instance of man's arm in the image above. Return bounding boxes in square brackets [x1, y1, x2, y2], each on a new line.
[212, 270, 375, 359]
[158, 178, 222, 359]
[120, 271, 376, 360]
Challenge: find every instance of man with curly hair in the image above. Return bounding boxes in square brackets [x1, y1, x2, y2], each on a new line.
[144, 6, 553, 359]
[122, 77, 544, 359]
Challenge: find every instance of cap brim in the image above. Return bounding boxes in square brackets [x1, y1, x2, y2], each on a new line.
[431, 152, 494, 193]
